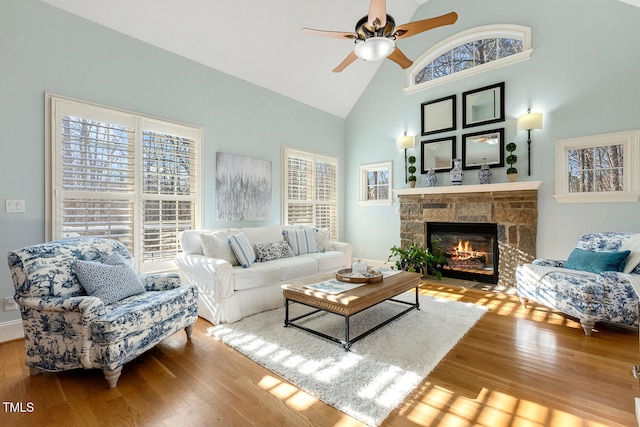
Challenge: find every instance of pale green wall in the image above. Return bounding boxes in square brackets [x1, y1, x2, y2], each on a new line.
[0, 0, 345, 325]
[345, 0, 640, 262]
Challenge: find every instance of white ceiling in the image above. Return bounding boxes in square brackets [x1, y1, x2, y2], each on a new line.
[41, 0, 433, 118]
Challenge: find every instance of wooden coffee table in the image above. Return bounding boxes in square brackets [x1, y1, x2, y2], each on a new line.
[281, 271, 422, 351]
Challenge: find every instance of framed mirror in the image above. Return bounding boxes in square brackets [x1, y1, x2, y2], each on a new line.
[462, 82, 505, 128]
[421, 136, 456, 173]
[462, 128, 504, 170]
[421, 95, 456, 136]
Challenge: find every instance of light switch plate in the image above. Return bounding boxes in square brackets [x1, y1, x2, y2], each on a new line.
[5, 199, 25, 213]
[4, 297, 18, 311]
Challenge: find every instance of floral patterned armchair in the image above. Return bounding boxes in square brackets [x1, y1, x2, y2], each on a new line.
[7, 238, 199, 388]
[516, 232, 640, 336]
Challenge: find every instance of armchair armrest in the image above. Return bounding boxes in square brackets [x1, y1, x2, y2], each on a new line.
[532, 258, 565, 268]
[15, 294, 106, 323]
[140, 272, 181, 291]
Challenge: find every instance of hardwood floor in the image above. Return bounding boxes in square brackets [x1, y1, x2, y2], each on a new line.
[1, 282, 638, 426]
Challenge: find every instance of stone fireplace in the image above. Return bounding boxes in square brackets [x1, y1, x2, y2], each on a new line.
[395, 182, 541, 288]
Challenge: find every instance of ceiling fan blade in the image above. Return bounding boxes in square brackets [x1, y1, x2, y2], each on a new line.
[368, 0, 387, 28]
[394, 12, 458, 39]
[387, 47, 413, 69]
[301, 28, 357, 40]
[332, 51, 358, 73]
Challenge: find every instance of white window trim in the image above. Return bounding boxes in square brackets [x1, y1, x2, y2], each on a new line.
[358, 162, 393, 206]
[281, 145, 339, 237]
[45, 93, 203, 272]
[404, 24, 533, 95]
[554, 129, 640, 203]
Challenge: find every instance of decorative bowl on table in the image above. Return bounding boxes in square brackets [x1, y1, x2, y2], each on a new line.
[335, 268, 383, 283]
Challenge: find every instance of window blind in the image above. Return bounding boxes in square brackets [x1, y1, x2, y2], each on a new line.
[49, 95, 201, 272]
[283, 146, 338, 239]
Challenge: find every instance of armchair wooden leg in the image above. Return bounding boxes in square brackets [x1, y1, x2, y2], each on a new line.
[104, 366, 123, 389]
[519, 297, 529, 307]
[580, 320, 595, 336]
[29, 366, 44, 376]
[185, 323, 195, 339]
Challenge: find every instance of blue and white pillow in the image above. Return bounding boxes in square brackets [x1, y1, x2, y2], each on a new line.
[74, 252, 145, 305]
[255, 241, 295, 262]
[228, 232, 256, 268]
[283, 228, 317, 255]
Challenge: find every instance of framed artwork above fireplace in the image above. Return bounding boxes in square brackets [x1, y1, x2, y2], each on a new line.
[421, 136, 456, 173]
[461, 128, 505, 170]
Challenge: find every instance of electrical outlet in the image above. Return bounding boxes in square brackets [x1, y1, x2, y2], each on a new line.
[4, 296, 18, 311]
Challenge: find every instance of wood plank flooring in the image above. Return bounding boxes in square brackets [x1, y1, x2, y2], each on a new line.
[1, 282, 638, 426]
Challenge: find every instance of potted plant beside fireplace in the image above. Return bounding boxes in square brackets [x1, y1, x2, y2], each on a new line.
[387, 241, 445, 280]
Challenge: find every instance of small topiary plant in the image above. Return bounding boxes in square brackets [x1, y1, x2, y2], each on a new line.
[505, 142, 518, 174]
[407, 155, 417, 182]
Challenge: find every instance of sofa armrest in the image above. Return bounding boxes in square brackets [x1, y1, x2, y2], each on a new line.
[140, 272, 181, 291]
[175, 252, 239, 323]
[330, 241, 353, 265]
[532, 258, 565, 268]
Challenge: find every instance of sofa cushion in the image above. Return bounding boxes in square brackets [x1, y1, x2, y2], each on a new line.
[268, 256, 318, 280]
[283, 228, 317, 255]
[315, 228, 332, 252]
[200, 231, 239, 266]
[620, 234, 640, 273]
[74, 253, 145, 305]
[564, 248, 630, 274]
[298, 251, 346, 272]
[228, 232, 256, 268]
[242, 225, 284, 245]
[255, 241, 295, 262]
[233, 263, 283, 291]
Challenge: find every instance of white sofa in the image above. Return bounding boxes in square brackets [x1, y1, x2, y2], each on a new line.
[175, 224, 353, 324]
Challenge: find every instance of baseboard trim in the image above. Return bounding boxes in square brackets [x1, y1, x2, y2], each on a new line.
[0, 319, 24, 342]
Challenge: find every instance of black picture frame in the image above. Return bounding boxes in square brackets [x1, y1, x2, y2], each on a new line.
[421, 95, 456, 136]
[461, 128, 505, 170]
[462, 82, 505, 128]
[421, 136, 456, 173]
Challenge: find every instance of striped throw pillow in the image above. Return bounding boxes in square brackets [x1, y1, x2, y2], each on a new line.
[228, 232, 256, 268]
[283, 228, 317, 255]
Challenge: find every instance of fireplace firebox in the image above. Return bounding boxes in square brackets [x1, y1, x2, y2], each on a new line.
[426, 222, 499, 284]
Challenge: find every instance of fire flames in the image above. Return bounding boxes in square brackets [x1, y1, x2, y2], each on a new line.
[448, 239, 487, 262]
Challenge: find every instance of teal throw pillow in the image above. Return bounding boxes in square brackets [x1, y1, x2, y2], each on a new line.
[74, 252, 145, 305]
[563, 248, 631, 274]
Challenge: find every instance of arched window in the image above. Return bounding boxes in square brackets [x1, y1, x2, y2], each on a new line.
[405, 25, 532, 94]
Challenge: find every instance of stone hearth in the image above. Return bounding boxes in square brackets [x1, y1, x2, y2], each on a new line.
[394, 182, 541, 288]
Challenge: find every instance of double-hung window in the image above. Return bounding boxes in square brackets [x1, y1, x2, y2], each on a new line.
[554, 130, 640, 203]
[283, 146, 338, 238]
[46, 94, 202, 272]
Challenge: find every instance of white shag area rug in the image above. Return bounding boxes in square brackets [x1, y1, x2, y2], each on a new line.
[208, 292, 487, 427]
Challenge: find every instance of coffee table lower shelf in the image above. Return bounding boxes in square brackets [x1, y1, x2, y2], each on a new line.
[284, 289, 419, 351]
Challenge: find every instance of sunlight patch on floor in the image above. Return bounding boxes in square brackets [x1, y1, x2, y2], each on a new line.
[404, 385, 612, 427]
[258, 375, 318, 411]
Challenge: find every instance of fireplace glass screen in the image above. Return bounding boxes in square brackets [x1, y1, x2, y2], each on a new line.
[427, 222, 498, 284]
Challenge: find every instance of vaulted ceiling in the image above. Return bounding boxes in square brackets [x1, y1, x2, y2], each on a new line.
[40, 0, 434, 118]
[40, 0, 637, 118]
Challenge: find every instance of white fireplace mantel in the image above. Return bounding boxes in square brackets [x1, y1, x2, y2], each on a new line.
[393, 181, 542, 196]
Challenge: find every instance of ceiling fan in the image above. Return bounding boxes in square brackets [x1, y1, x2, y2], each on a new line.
[301, 0, 458, 73]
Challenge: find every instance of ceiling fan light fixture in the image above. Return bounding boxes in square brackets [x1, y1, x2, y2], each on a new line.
[354, 37, 395, 61]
